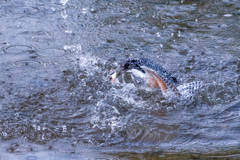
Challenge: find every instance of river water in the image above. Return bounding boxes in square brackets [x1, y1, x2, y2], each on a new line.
[0, 0, 240, 159]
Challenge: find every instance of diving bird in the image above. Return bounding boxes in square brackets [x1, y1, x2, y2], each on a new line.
[109, 58, 201, 99]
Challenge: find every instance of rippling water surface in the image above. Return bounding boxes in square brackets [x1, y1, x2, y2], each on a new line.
[0, 0, 240, 159]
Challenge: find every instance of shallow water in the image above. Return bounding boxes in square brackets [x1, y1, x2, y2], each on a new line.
[0, 0, 240, 159]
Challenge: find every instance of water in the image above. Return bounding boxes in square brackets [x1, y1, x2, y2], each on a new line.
[0, 0, 240, 159]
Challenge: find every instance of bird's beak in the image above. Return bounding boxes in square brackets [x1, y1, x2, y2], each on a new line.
[109, 67, 126, 84]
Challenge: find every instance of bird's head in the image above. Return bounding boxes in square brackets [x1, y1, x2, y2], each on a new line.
[109, 59, 145, 83]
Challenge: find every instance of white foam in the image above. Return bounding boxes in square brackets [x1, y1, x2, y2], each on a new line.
[60, 0, 68, 6]
[64, 44, 82, 53]
[91, 83, 146, 133]
[91, 100, 124, 133]
[63, 44, 102, 73]
[61, 10, 68, 19]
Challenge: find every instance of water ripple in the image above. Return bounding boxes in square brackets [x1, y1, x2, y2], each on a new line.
[13, 60, 45, 68]
[2, 45, 36, 55]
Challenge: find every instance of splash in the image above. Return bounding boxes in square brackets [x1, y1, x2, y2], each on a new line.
[63, 44, 82, 53]
[60, 0, 68, 6]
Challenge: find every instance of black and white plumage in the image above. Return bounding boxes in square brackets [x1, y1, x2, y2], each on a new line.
[109, 58, 202, 99]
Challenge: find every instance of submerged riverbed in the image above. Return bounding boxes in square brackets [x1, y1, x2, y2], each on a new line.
[0, 0, 240, 159]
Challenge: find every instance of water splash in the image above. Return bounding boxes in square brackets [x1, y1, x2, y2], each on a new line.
[60, 0, 68, 6]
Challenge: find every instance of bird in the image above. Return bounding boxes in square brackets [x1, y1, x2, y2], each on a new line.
[109, 58, 202, 99]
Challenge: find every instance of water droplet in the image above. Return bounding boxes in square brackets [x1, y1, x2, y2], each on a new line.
[61, 10, 67, 19]
[224, 14, 232, 17]
[82, 8, 87, 14]
[156, 32, 161, 37]
[65, 28, 72, 33]
[62, 125, 67, 132]
[178, 31, 181, 37]
[141, 28, 146, 32]
[90, 8, 97, 13]
[64, 44, 82, 53]
[2, 131, 7, 137]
